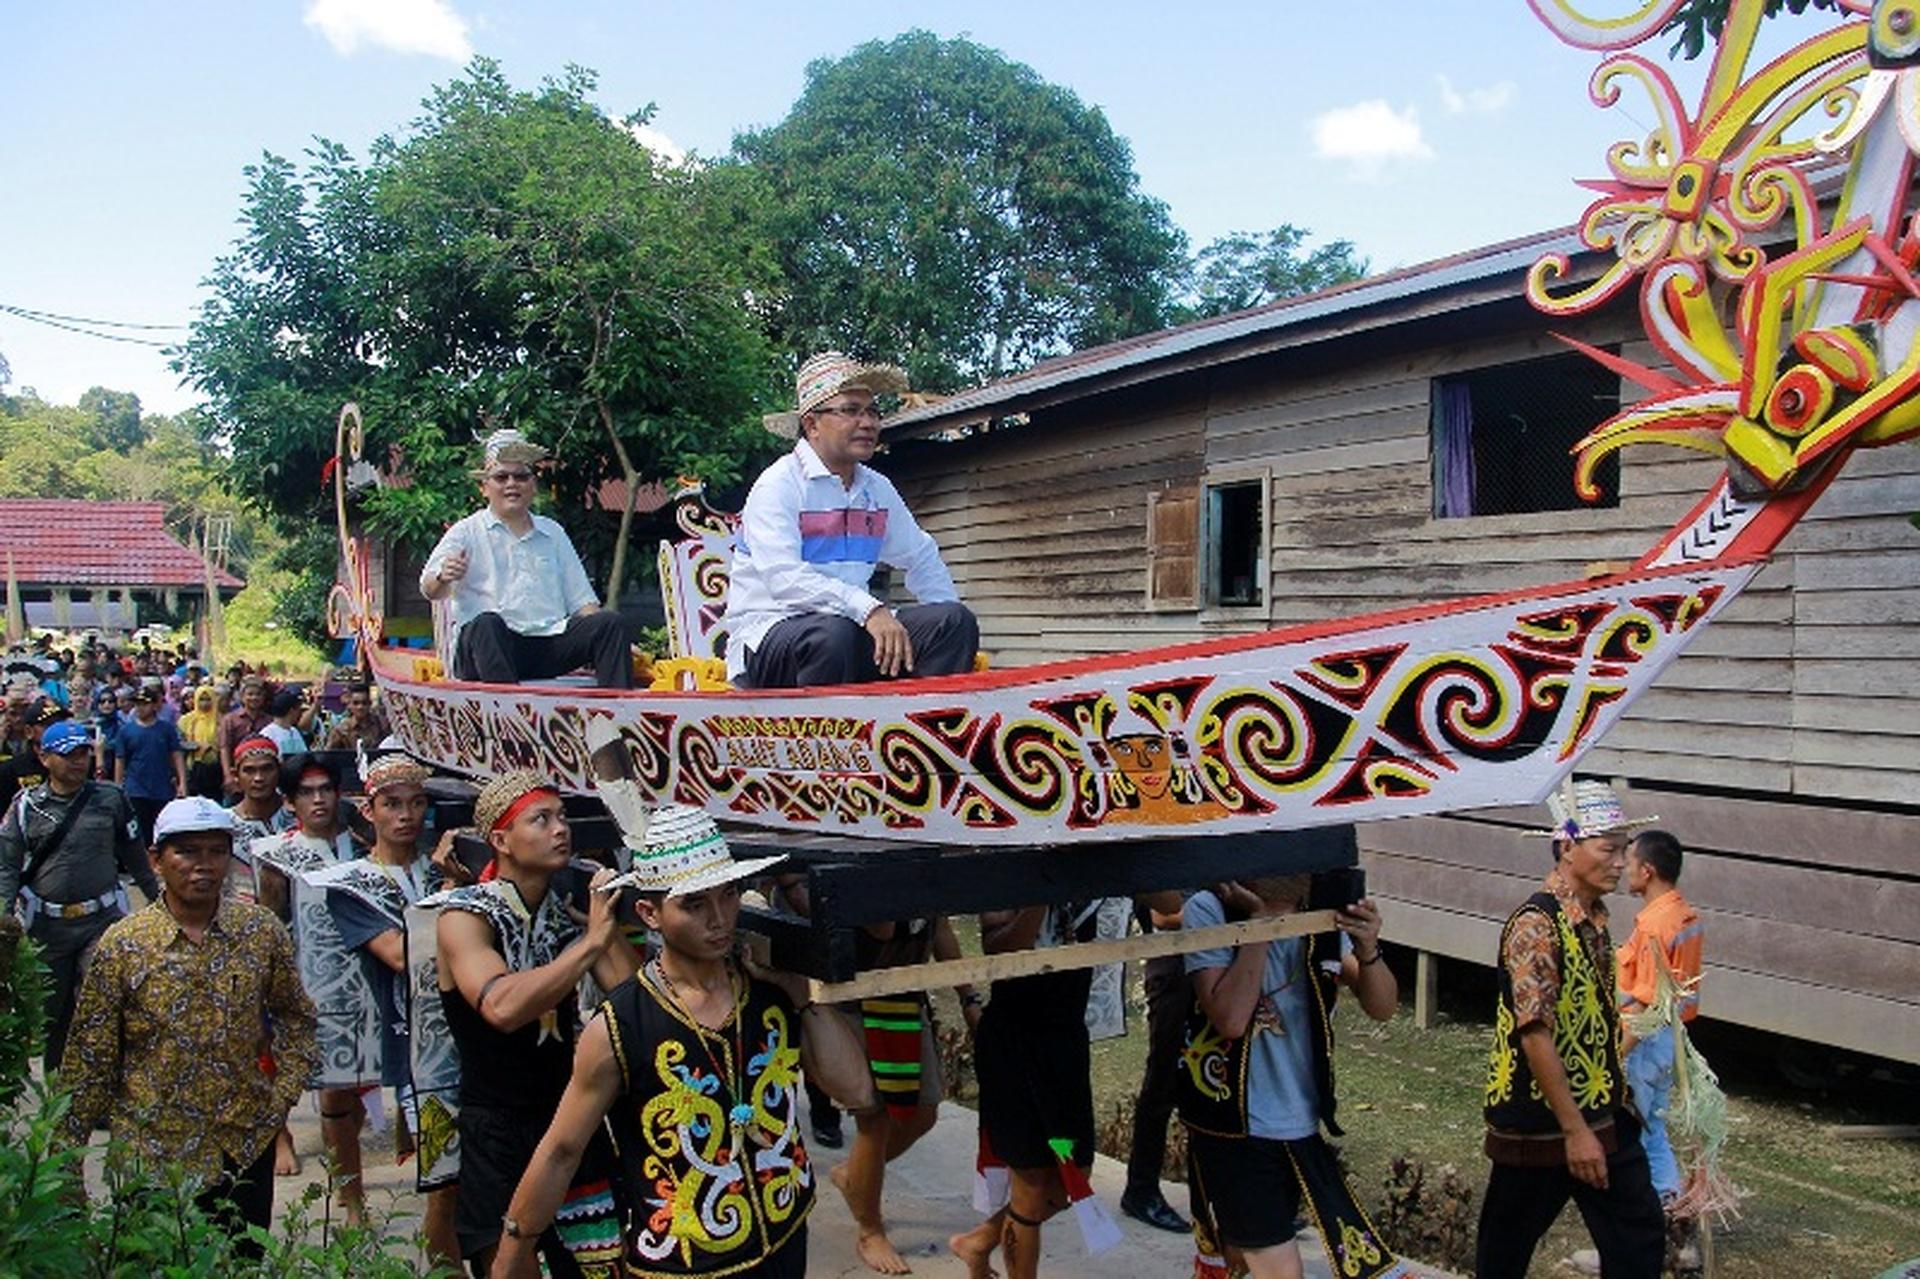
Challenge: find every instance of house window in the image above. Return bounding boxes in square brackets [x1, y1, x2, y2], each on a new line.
[1431, 351, 1620, 517]
[1207, 478, 1264, 607]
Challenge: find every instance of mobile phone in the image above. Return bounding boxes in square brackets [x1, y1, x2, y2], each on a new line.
[1307, 867, 1367, 913]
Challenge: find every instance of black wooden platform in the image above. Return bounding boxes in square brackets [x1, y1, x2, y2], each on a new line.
[441, 791, 1358, 982]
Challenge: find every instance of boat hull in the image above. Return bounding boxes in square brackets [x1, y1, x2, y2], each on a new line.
[369, 557, 1759, 845]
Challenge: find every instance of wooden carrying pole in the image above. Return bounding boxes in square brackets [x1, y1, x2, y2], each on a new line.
[788, 908, 1341, 1005]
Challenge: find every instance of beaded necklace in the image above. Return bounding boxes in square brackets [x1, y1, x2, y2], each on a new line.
[648, 957, 757, 1162]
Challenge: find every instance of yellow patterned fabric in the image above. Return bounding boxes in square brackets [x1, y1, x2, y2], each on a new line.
[1484, 887, 1620, 1131]
[59, 896, 317, 1180]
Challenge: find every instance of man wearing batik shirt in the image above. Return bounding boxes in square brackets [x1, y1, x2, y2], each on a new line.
[253, 753, 380, 1227]
[1476, 779, 1665, 1279]
[314, 751, 457, 1266]
[61, 797, 317, 1257]
[431, 771, 639, 1276]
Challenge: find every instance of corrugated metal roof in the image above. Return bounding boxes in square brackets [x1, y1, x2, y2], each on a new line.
[0, 500, 245, 590]
[883, 225, 1587, 436]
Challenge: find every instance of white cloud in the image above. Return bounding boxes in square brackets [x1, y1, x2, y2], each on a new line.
[1437, 74, 1515, 115]
[1310, 100, 1434, 176]
[303, 0, 473, 62]
[624, 121, 689, 167]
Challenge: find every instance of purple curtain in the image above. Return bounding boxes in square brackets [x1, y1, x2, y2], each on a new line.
[1432, 379, 1476, 518]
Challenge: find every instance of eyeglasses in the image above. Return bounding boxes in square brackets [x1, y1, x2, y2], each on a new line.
[487, 469, 535, 484]
[813, 403, 883, 422]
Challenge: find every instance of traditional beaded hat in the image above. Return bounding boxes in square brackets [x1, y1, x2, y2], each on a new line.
[1530, 778, 1658, 841]
[361, 750, 431, 797]
[605, 803, 784, 898]
[472, 427, 550, 475]
[473, 769, 560, 834]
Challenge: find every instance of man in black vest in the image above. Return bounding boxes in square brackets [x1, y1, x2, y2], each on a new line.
[1476, 779, 1666, 1278]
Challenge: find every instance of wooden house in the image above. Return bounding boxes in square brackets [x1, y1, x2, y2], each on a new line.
[876, 226, 1920, 1067]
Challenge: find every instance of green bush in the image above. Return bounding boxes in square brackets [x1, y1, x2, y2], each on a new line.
[0, 925, 445, 1276]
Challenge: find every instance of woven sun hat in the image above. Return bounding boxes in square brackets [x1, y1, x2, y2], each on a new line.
[606, 803, 785, 898]
[473, 769, 561, 834]
[361, 749, 431, 796]
[1530, 777, 1658, 841]
[762, 350, 910, 440]
[472, 427, 550, 476]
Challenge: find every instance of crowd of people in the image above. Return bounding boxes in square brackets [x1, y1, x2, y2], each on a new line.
[1, 354, 1710, 1279]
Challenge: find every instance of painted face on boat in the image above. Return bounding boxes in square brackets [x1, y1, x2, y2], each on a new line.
[1108, 734, 1172, 798]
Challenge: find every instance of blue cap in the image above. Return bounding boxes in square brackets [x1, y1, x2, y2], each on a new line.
[40, 721, 92, 755]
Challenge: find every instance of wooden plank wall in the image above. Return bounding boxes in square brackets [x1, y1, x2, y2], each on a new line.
[1362, 796, 1920, 1065]
[882, 297, 1920, 1062]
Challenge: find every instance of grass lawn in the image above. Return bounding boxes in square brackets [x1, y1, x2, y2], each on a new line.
[939, 946, 1920, 1278]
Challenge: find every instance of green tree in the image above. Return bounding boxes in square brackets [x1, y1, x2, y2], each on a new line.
[735, 31, 1187, 392]
[177, 61, 784, 631]
[1661, 0, 1841, 58]
[1183, 226, 1368, 319]
[77, 386, 145, 451]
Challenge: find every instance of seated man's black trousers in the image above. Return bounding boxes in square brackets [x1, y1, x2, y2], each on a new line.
[453, 610, 633, 688]
[743, 602, 978, 689]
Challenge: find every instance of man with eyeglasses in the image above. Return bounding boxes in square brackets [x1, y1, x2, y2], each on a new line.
[724, 351, 978, 688]
[421, 428, 632, 688]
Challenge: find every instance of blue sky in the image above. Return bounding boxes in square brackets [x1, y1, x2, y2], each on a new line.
[1, 1, 1834, 415]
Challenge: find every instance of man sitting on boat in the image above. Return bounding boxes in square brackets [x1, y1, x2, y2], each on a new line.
[723, 352, 978, 688]
[421, 428, 633, 689]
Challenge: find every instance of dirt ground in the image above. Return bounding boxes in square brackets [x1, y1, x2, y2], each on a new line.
[1028, 955, 1920, 1279]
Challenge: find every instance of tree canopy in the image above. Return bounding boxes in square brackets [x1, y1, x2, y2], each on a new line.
[1182, 226, 1368, 320]
[735, 31, 1188, 392]
[1661, 0, 1842, 58]
[177, 61, 785, 614]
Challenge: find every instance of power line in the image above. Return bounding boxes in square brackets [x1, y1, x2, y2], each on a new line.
[0, 301, 186, 331]
[0, 303, 178, 348]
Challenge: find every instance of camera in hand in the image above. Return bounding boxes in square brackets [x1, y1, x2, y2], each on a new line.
[1307, 867, 1367, 913]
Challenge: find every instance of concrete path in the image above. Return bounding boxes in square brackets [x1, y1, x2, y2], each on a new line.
[268, 1093, 1459, 1276]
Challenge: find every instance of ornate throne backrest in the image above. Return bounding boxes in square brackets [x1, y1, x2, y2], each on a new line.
[657, 487, 741, 662]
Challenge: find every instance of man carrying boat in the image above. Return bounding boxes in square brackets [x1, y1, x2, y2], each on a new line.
[421, 429, 633, 689]
[723, 352, 978, 688]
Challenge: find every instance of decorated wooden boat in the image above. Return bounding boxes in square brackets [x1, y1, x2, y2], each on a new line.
[338, 0, 1920, 847]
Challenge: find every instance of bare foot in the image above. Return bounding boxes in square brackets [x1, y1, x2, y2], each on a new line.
[831, 1163, 912, 1274]
[948, 1228, 997, 1279]
[274, 1126, 302, 1177]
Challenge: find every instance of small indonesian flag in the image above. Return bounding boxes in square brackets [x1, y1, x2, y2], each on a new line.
[1048, 1137, 1123, 1256]
[973, 1126, 1010, 1215]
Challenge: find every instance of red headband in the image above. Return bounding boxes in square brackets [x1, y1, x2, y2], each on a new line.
[490, 786, 560, 834]
[235, 736, 278, 761]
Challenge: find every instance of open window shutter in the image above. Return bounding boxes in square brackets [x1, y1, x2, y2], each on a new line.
[1146, 483, 1199, 609]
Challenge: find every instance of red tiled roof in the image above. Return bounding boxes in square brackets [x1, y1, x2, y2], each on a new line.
[0, 500, 245, 590]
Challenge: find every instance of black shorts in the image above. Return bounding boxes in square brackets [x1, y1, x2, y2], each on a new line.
[1187, 1128, 1303, 1250]
[454, 1103, 582, 1275]
[974, 1000, 1095, 1171]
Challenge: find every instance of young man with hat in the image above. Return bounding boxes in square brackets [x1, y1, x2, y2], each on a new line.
[112, 681, 186, 848]
[226, 734, 295, 904]
[491, 804, 810, 1279]
[0, 718, 156, 1070]
[723, 352, 978, 689]
[421, 428, 632, 689]
[252, 753, 382, 1226]
[0, 700, 65, 812]
[430, 770, 640, 1276]
[1475, 778, 1666, 1279]
[60, 796, 317, 1256]
[311, 750, 459, 1265]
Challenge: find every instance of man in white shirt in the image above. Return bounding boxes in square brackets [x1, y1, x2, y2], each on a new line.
[421, 429, 632, 688]
[723, 352, 978, 688]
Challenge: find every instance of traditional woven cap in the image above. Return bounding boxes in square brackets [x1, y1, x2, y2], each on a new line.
[473, 427, 550, 474]
[1530, 778, 1658, 840]
[605, 803, 784, 898]
[762, 350, 910, 440]
[473, 769, 560, 834]
[361, 750, 431, 796]
[154, 796, 239, 843]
